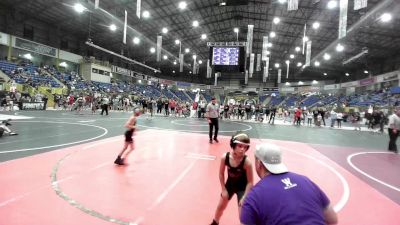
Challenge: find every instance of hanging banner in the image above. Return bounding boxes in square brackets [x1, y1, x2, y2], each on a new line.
[123, 10, 127, 44]
[256, 54, 261, 71]
[179, 53, 184, 72]
[305, 41, 312, 66]
[354, 0, 367, 10]
[95, 0, 99, 9]
[262, 36, 269, 61]
[136, 0, 141, 18]
[206, 59, 212, 78]
[286, 62, 290, 79]
[278, 69, 282, 84]
[246, 25, 254, 57]
[192, 55, 197, 74]
[214, 72, 219, 86]
[288, 0, 298, 11]
[302, 24, 307, 55]
[156, 35, 162, 62]
[249, 53, 255, 78]
[339, 0, 348, 39]
[263, 57, 270, 83]
[245, 70, 248, 85]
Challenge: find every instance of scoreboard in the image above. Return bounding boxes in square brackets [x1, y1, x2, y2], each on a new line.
[212, 47, 239, 66]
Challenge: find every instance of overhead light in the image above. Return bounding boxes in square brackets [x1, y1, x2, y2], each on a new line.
[220, 2, 226, 6]
[274, 63, 280, 68]
[279, 0, 287, 3]
[175, 39, 180, 45]
[192, 20, 199, 27]
[273, 17, 280, 24]
[314, 61, 320, 67]
[234, 27, 239, 33]
[297, 62, 302, 67]
[59, 62, 67, 67]
[23, 53, 32, 60]
[312, 22, 320, 29]
[162, 27, 168, 34]
[364, 70, 369, 74]
[269, 32, 276, 38]
[201, 34, 207, 40]
[173, 61, 177, 65]
[267, 43, 273, 48]
[336, 43, 344, 52]
[295, 46, 301, 52]
[185, 48, 190, 53]
[327, 0, 338, 9]
[266, 50, 271, 55]
[192, 54, 197, 60]
[380, 13, 392, 22]
[290, 54, 295, 59]
[323, 72, 327, 76]
[312, 80, 318, 84]
[178, 1, 187, 10]
[142, 10, 150, 18]
[323, 53, 331, 60]
[189, 71, 192, 74]
[150, 47, 156, 53]
[163, 55, 168, 60]
[173, 70, 176, 73]
[133, 37, 140, 44]
[109, 24, 117, 31]
[285, 82, 290, 86]
[298, 81, 304, 85]
[303, 36, 309, 42]
[73, 3, 86, 13]
[198, 60, 203, 64]
[285, 60, 290, 64]
[345, 73, 350, 76]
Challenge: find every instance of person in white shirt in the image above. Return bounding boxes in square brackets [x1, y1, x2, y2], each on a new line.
[336, 112, 343, 128]
[387, 109, 400, 153]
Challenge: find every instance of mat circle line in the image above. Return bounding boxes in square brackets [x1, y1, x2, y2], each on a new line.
[0, 121, 108, 154]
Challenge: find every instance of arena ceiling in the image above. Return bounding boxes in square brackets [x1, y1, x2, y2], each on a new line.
[1, 0, 400, 84]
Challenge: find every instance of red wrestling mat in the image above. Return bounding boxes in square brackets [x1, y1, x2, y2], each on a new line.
[1, 129, 399, 225]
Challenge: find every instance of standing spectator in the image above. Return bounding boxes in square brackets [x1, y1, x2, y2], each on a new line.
[330, 109, 337, 128]
[206, 97, 219, 144]
[240, 143, 338, 225]
[336, 111, 343, 128]
[307, 110, 313, 126]
[387, 109, 400, 153]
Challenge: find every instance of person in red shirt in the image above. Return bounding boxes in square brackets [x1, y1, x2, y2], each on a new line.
[294, 107, 302, 125]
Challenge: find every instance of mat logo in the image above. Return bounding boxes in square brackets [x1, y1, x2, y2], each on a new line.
[281, 178, 297, 190]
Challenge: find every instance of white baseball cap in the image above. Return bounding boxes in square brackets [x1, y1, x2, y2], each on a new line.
[255, 143, 288, 174]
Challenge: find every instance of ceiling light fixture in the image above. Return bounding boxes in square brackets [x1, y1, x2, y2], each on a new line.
[336, 43, 344, 52]
[380, 13, 392, 22]
[312, 22, 320, 29]
[201, 34, 207, 40]
[133, 37, 140, 44]
[162, 27, 168, 34]
[73, 3, 86, 13]
[269, 32, 276, 38]
[192, 20, 199, 27]
[327, 0, 338, 9]
[314, 61, 320, 67]
[178, 1, 187, 10]
[109, 24, 117, 31]
[273, 17, 280, 24]
[142, 10, 150, 18]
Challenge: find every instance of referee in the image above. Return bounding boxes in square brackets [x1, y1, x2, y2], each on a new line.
[206, 97, 219, 144]
[387, 108, 400, 153]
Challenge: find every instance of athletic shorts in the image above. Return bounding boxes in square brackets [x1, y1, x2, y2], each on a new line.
[124, 130, 134, 143]
[224, 181, 246, 203]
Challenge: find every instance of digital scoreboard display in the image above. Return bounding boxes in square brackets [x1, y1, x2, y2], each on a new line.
[212, 47, 239, 66]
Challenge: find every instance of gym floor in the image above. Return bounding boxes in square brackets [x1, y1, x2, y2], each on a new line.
[0, 110, 399, 225]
